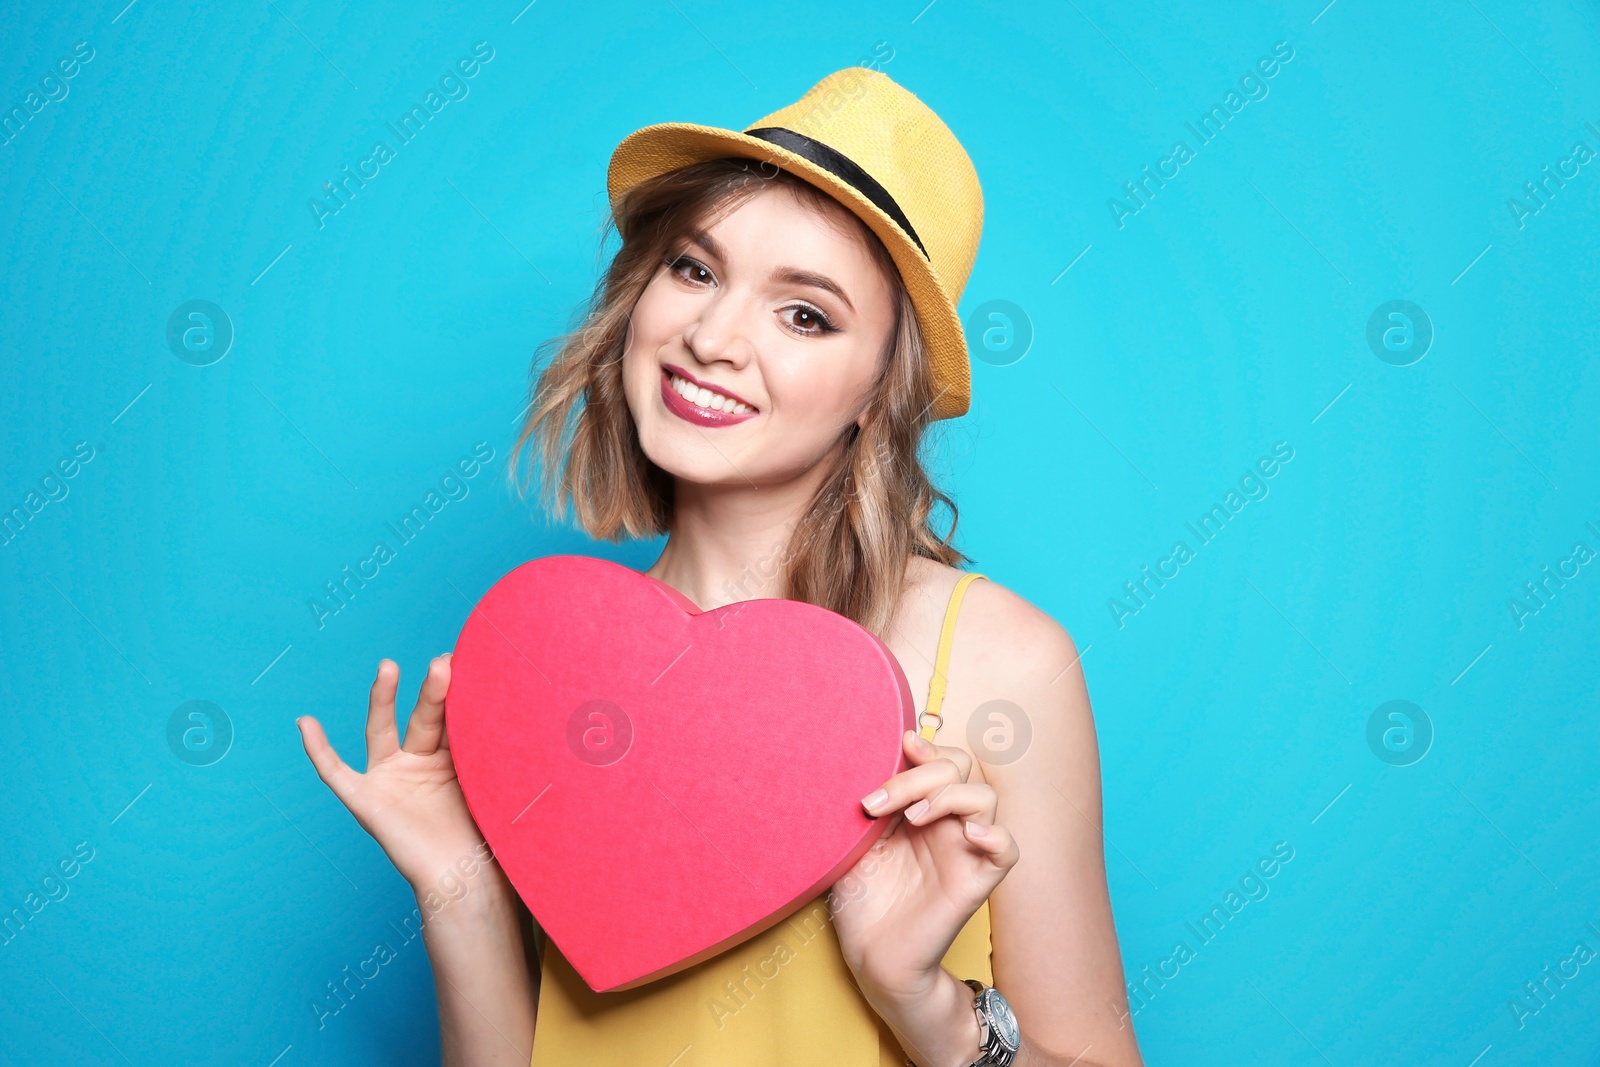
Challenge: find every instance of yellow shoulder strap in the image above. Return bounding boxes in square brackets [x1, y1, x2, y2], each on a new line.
[919, 572, 986, 742]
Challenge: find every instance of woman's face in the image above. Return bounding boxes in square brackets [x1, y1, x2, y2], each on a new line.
[621, 182, 898, 489]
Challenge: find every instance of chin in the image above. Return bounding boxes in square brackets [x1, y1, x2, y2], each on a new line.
[641, 438, 724, 486]
[632, 407, 745, 486]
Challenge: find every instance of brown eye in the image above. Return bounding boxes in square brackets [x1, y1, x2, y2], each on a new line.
[668, 255, 713, 284]
[785, 304, 838, 336]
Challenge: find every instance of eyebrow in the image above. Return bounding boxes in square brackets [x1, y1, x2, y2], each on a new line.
[683, 229, 856, 315]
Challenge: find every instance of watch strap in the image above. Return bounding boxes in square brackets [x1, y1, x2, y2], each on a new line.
[963, 978, 994, 1067]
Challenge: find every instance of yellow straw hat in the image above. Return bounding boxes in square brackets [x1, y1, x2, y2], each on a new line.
[606, 67, 984, 421]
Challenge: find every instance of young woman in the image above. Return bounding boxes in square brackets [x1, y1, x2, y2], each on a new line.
[297, 69, 1144, 1067]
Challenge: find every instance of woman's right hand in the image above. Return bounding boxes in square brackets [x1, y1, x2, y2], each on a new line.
[297, 654, 501, 896]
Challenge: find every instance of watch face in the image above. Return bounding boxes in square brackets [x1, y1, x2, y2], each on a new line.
[986, 990, 1021, 1050]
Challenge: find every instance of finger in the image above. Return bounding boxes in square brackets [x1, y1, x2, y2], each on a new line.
[901, 782, 999, 827]
[437, 653, 453, 751]
[297, 714, 363, 805]
[962, 819, 1021, 870]
[861, 755, 964, 817]
[903, 730, 973, 783]
[366, 659, 401, 768]
[402, 655, 451, 755]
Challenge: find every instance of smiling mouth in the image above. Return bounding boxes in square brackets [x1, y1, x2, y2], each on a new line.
[659, 366, 759, 427]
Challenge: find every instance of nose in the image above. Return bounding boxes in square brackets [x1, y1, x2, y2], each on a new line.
[682, 289, 755, 371]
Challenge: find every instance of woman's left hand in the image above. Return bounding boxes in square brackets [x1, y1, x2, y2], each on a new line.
[829, 729, 1021, 1005]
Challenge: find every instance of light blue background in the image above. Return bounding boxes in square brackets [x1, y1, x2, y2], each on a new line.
[3, 1, 1597, 1064]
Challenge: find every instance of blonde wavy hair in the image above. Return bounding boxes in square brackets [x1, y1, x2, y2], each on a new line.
[506, 157, 970, 639]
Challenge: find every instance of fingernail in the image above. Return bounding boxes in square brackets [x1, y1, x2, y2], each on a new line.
[965, 820, 988, 837]
[914, 734, 935, 753]
[906, 799, 930, 821]
[861, 788, 888, 812]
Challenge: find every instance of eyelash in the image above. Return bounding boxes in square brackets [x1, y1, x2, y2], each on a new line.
[663, 254, 840, 336]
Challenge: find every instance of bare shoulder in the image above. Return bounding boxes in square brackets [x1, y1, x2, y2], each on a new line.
[898, 559, 1092, 754]
[931, 563, 1084, 689]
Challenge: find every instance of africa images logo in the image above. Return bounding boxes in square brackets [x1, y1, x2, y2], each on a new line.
[307, 42, 495, 231]
[1108, 41, 1295, 229]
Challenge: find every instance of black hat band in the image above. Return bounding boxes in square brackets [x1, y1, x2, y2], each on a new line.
[743, 126, 930, 260]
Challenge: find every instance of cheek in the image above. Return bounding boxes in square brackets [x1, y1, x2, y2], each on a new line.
[621, 297, 667, 392]
[769, 340, 878, 418]
[630, 276, 689, 337]
[621, 339, 656, 422]
[758, 353, 871, 456]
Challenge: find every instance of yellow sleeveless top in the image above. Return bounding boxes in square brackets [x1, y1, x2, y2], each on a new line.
[528, 573, 991, 1066]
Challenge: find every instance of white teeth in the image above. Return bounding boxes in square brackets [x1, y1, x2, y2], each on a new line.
[669, 372, 753, 414]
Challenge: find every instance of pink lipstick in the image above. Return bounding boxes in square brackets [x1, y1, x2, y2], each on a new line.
[659, 365, 759, 428]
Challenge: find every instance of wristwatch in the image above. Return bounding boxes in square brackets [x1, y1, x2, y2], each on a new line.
[962, 979, 1021, 1066]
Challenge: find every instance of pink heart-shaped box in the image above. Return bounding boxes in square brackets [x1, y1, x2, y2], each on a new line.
[446, 555, 913, 991]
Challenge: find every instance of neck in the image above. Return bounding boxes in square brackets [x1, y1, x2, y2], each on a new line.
[644, 441, 846, 610]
